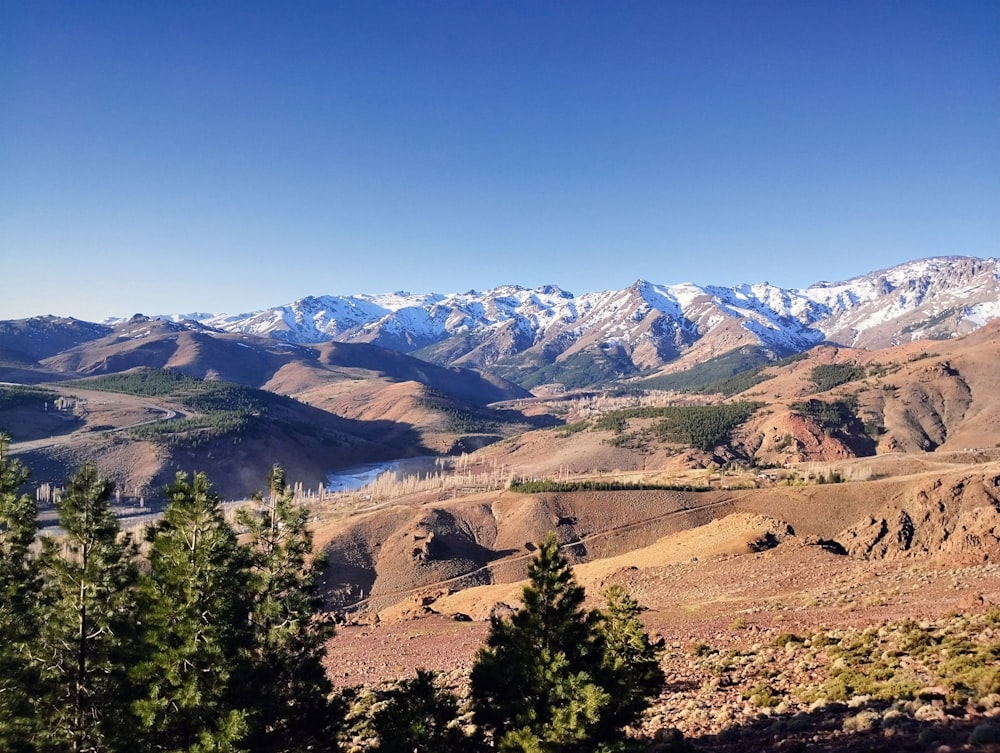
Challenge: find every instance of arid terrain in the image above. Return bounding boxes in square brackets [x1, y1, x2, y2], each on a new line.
[306, 317, 1000, 750]
[320, 452, 1000, 751]
[5, 316, 1000, 750]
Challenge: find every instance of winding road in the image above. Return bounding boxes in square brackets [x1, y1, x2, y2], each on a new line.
[5, 384, 183, 456]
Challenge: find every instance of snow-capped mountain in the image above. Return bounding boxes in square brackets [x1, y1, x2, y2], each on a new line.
[190, 256, 1000, 387]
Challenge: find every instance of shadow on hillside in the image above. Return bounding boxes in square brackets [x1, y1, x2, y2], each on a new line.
[158, 406, 439, 500]
[678, 697, 999, 752]
[1, 407, 83, 443]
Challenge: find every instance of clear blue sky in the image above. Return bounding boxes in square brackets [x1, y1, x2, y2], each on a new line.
[2, 1, 998, 322]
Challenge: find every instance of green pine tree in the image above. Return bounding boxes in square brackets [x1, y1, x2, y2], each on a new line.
[237, 465, 339, 753]
[0, 435, 42, 752]
[470, 534, 665, 752]
[593, 585, 665, 743]
[34, 463, 141, 753]
[131, 472, 251, 753]
[470, 533, 609, 752]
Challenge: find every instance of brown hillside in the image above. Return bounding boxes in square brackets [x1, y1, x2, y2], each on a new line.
[315, 453, 1000, 617]
[730, 323, 1000, 463]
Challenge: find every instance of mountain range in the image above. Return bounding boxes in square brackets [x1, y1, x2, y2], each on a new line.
[176, 255, 999, 389]
[2, 256, 998, 394]
[2, 255, 999, 501]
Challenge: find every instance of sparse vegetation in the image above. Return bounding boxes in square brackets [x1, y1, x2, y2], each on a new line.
[867, 361, 902, 378]
[418, 391, 531, 435]
[794, 611, 1000, 706]
[553, 420, 589, 438]
[77, 368, 269, 446]
[72, 367, 348, 450]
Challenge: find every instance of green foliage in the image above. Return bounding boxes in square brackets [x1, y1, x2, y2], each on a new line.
[637, 347, 807, 395]
[0, 435, 41, 753]
[76, 368, 340, 450]
[744, 682, 782, 708]
[789, 397, 876, 455]
[369, 670, 471, 753]
[791, 398, 859, 431]
[77, 368, 269, 447]
[651, 402, 763, 450]
[0, 384, 58, 409]
[0, 456, 343, 753]
[901, 308, 959, 335]
[814, 470, 844, 485]
[75, 367, 197, 396]
[470, 533, 663, 752]
[595, 585, 666, 735]
[553, 420, 590, 438]
[594, 402, 763, 452]
[635, 347, 773, 392]
[418, 391, 531, 435]
[772, 632, 805, 648]
[863, 420, 886, 439]
[35, 464, 141, 753]
[509, 478, 709, 493]
[131, 472, 252, 752]
[808, 363, 865, 392]
[866, 361, 902, 378]
[773, 433, 793, 451]
[697, 370, 771, 398]
[515, 349, 641, 390]
[237, 466, 339, 753]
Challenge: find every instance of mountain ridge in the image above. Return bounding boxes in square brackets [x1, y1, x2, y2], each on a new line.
[195, 256, 1000, 388]
[6, 255, 1000, 391]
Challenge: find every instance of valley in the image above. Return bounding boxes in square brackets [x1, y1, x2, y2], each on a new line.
[3, 257, 1000, 750]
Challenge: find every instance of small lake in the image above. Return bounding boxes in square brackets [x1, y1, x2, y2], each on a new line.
[324, 457, 439, 493]
[325, 461, 401, 493]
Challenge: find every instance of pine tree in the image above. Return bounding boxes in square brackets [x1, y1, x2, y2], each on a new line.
[0, 435, 41, 752]
[470, 532, 609, 752]
[131, 472, 251, 753]
[593, 585, 665, 742]
[34, 463, 140, 753]
[237, 465, 339, 753]
[470, 534, 665, 752]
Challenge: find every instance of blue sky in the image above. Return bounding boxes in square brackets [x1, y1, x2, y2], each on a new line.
[2, 1, 998, 322]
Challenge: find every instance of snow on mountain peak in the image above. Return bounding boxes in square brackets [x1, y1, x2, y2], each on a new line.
[186, 256, 999, 377]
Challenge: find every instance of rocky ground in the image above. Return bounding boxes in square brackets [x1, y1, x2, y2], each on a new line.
[325, 535, 1000, 752]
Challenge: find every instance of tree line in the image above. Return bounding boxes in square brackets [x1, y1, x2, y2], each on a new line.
[0, 436, 666, 752]
[509, 478, 709, 493]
